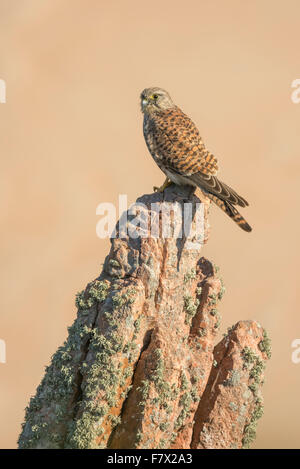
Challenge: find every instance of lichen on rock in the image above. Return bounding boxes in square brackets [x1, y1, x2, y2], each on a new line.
[18, 185, 270, 450]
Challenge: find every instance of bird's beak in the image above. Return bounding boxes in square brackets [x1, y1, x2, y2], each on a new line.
[141, 98, 148, 110]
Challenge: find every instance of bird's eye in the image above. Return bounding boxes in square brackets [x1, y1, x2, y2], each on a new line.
[152, 94, 159, 100]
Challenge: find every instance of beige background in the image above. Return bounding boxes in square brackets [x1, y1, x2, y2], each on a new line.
[0, 0, 300, 449]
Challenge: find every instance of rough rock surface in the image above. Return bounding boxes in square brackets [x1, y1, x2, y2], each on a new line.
[18, 185, 271, 449]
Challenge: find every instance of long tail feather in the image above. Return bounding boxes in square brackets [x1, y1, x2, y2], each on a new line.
[206, 192, 252, 232]
[189, 172, 249, 207]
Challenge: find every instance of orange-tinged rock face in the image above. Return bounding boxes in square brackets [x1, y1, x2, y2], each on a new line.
[18, 186, 269, 449]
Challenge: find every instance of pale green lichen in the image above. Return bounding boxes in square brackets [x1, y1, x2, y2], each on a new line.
[159, 422, 170, 432]
[158, 438, 167, 449]
[136, 429, 143, 444]
[242, 347, 258, 367]
[138, 349, 181, 446]
[151, 350, 178, 405]
[208, 292, 217, 306]
[109, 415, 122, 428]
[120, 384, 132, 399]
[218, 277, 226, 301]
[18, 298, 100, 449]
[184, 268, 196, 283]
[214, 311, 222, 330]
[138, 379, 150, 406]
[190, 386, 200, 403]
[241, 341, 270, 449]
[174, 391, 193, 430]
[249, 358, 265, 382]
[212, 263, 226, 300]
[133, 316, 142, 333]
[183, 295, 199, 325]
[76, 280, 109, 311]
[258, 330, 272, 359]
[223, 369, 241, 387]
[107, 259, 123, 278]
[65, 327, 125, 448]
[229, 401, 238, 412]
[19, 275, 145, 450]
[242, 399, 264, 448]
[180, 372, 189, 391]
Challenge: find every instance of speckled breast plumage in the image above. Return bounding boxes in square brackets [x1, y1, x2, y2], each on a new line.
[143, 107, 219, 183]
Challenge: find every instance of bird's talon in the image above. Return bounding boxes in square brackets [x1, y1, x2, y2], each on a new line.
[153, 178, 172, 193]
[153, 185, 165, 193]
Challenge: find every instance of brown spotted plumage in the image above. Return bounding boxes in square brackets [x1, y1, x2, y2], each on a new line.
[141, 87, 252, 232]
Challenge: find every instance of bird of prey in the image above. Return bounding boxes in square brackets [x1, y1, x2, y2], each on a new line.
[141, 87, 252, 232]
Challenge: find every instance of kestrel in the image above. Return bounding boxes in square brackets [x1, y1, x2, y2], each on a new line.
[141, 87, 252, 232]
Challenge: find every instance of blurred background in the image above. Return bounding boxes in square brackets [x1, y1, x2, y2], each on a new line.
[0, 0, 299, 449]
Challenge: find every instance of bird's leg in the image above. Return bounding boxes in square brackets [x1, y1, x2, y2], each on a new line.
[153, 177, 172, 193]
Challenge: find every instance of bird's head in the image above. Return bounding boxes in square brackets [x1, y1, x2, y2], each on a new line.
[140, 87, 175, 114]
